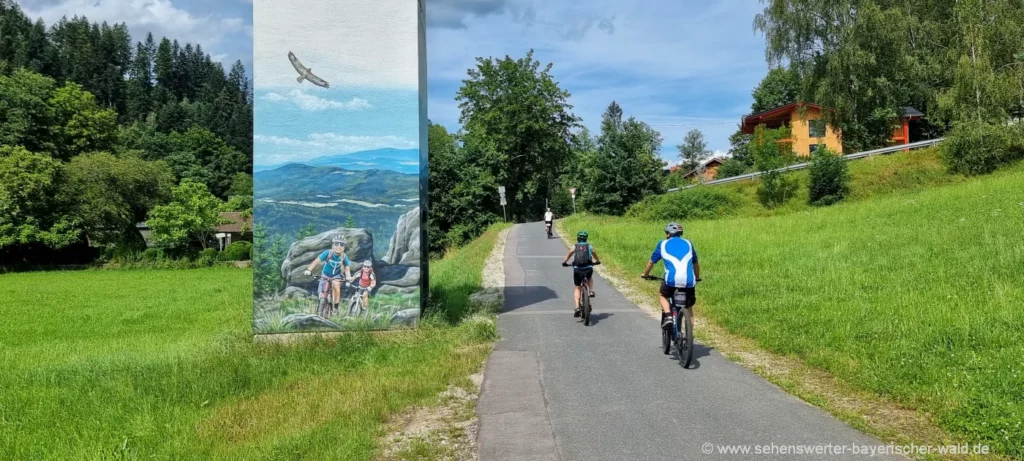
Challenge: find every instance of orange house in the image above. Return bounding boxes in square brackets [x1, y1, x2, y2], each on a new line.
[740, 103, 924, 156]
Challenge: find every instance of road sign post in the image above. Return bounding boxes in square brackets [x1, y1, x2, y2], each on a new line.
[569, 187, 577, 214]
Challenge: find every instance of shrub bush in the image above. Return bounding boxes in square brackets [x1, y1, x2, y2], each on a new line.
[198, 248, 219, 264]
[808, 148, 850, 206]
[219, 241, 252, 261]
[750, 125, 798, 208]
[142, 248, 162, 261]
[756, 170, 799, 208]
[941, 121, 1024, 175]
[714, 158, 752, 180]
[625, 187, 741, 221]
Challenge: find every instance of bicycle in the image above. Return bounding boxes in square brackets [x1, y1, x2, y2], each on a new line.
[313, 275, 345, 319]
[564, 261, 600, 326]
[346, 285, 372, 318]
[545, 222, 553, 239]
[643, 275, 700, 368]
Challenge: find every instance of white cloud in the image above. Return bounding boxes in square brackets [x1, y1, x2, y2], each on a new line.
[255, 133, 417, 164]
[427, 0, 535, 29]
[426, 0, 770, 152]
[21, 0, 249, 70]
[263, 89, 373, 111]
[253, 0, 419, 89]
[23, 0, 244, 50]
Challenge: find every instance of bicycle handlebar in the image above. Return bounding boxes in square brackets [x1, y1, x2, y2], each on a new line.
[562, 261, 601, 267]
[641, 275, 702, 282]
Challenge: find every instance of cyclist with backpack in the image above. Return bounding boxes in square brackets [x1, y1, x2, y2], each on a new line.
[303, 236, 352, 316]
[348, 260, 377, 311]
[561, 231, 601, 317]
[641, 223, 700, 328]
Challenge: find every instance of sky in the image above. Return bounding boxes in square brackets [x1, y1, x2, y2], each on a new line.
[15, 0, 774, 166]
[18, 0, 254, 73]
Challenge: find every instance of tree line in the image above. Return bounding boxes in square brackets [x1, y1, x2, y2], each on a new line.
[0, 0, 253, 266]
[428, 51, 669, 257]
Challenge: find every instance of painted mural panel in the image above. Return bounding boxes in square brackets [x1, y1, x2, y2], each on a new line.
[252, 0, 426, 334]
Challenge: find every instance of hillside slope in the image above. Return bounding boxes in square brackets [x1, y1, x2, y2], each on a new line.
[563, 160, 1024, 457]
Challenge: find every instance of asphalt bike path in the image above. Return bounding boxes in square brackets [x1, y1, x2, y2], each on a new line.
[476, 222, 904, 461]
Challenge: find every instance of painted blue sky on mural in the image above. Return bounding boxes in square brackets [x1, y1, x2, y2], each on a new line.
[252, 0, 419, 173]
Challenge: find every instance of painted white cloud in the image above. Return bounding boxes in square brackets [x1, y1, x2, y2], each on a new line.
[253, 0, 419, 89]
[254, 133, 417, 165]
[263, 89, 373, 111]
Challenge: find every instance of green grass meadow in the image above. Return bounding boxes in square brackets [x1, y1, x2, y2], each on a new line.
[0, 224, 509, 460]
[563, 160, 1024, 457]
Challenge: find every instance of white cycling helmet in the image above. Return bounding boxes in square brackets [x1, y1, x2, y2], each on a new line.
[362, 260, 372, 268]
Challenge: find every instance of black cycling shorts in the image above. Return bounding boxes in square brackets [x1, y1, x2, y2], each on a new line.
[660, 282, 696, 308]
[573, 267, 593, 286]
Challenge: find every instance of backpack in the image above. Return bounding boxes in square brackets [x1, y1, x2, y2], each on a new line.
[572, 243, 592, 267]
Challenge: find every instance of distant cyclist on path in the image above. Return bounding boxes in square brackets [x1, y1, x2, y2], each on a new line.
[641, 223, 700, 328]
[561, 230, 601, 317]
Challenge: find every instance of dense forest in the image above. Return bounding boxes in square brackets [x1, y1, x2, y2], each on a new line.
[0, 0, 253, 266]
[429, 0, 1024, 257]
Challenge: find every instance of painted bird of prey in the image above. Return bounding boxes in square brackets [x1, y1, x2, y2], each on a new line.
[288, 51, 329, 88]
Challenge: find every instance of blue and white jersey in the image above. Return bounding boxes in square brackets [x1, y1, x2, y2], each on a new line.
[650, 237, 699, 288]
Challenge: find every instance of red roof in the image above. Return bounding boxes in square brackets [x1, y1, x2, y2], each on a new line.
[741, 102, 822, 134]
[217, 212, 252, 233]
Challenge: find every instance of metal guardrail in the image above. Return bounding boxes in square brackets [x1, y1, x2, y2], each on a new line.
[668, 138, 945, 192]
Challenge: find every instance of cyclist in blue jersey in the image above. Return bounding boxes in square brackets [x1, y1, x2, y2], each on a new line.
[303, 236, 352, 315]
[561, 230, 601, 317]
[641, 223, 700, 328]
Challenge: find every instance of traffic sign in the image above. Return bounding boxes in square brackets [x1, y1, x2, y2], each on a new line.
[569, 187, 576, 198]
[500, 197, 507, 206]
[498, 186, 506, 197]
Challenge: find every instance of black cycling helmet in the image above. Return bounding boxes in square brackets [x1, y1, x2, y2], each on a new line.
[665, 222, 683, 236]
[576, 230, 588, 242]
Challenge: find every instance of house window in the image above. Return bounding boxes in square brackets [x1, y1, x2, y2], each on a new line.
[810, 144, 821, 155]
[809, 119, 826, 138]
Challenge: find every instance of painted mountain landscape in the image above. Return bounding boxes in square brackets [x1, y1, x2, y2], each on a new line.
[254, 157, 419, 257]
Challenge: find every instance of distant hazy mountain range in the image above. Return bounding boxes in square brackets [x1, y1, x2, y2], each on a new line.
[253, 148, 420, 175]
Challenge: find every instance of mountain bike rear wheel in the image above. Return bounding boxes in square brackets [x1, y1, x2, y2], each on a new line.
[581, 283, 591, 326]
[678, 307, 694, 368]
